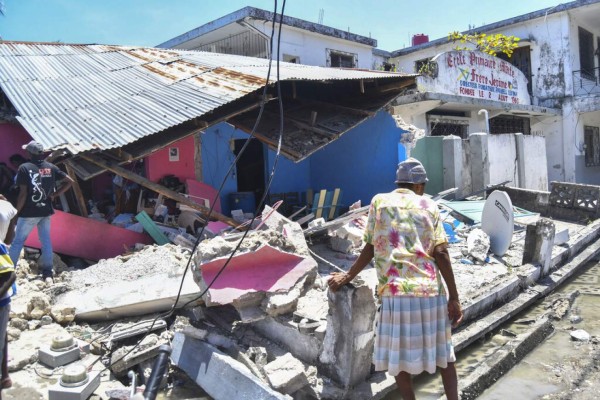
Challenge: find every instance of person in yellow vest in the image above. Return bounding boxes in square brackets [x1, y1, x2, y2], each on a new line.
[0, 195, 16, 397]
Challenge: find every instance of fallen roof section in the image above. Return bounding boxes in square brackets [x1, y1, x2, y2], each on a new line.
[0, 41, 416, 172]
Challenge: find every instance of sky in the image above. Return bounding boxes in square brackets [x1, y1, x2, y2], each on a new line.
[0, 0, 567, 52]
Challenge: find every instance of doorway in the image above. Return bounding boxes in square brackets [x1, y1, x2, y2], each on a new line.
[233, 138, 265, 206]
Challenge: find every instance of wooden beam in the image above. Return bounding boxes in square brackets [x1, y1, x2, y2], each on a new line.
[296, 99, 375, 117]
[80, 154, 239, 228]
[377, 78, 416, 93]
[65, 164, 88, 218]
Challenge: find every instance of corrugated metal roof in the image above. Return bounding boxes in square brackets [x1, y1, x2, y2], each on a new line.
[0, 42, 413, 155]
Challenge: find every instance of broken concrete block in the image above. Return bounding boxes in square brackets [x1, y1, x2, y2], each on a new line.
[50, 305, 76, 325]
[571, 329, 590, 342]
[467, 228, 490, 262]
[319, 280, 376, 388]
[9, 317, 28, 331]
[28, 320, 41, 330]
[307, 218, 325, 229]
[261, 205, 310, 257]
[263, 274, 313, 317]
[194, 240, 317, 308]
[110, 334, 166, 376]
[336, 219, 366, 243]
[247, 347, 268, 369]
[27, 293, 51, 320]
[523, 218, 555, 276]
[253, 317, 322, 365]
[171, 332, 291, 400]
[264, 353, 309, 394]
[329, 235, 354, 253]
[7, 327, 20, 342]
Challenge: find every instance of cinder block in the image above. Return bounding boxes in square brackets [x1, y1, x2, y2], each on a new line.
[38, 345, 80, 368]
[48, 370, 101, 400]
[264, 353, 309, 394]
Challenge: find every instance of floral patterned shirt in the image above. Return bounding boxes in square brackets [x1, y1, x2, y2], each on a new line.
[364, 189, 447, 297]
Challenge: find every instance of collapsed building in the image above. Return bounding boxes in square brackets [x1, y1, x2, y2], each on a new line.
[1, 24, 600, 400]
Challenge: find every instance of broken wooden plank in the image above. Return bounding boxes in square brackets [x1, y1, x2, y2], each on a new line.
[65, 163, 88, 218]
[80, 154, 239, 227]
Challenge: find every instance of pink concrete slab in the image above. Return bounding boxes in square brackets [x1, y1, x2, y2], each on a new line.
[200, 245, 316, 305]
[186, 179, 221, 213]
[24, 210, 153, 260]
[206, 221, 229, 235]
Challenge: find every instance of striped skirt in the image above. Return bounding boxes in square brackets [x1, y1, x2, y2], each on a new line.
[373, 295, 456, 376]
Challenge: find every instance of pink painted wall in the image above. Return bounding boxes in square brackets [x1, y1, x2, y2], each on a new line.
[0, 122, 32, 166]
[25, 210, 153, 260]
[145, 136, 196, 183]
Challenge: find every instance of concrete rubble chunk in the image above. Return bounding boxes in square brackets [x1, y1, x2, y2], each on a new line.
[570, 329, 590, 342]
[50, 305, 76, 325]
[467, 228, 490, 262]
[192, 229, 317, 308]
[329, 235, 354, 253]
[171, 332, 291, 400]
[263, 274, 313, 317]
[110, 333, 167, 376]
[319, 279, 376, 388]
[53, 244, 200, 321]
[264, 352, 309, 394]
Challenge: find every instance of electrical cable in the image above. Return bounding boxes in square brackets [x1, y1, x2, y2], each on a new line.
[94, 0, 288, 377]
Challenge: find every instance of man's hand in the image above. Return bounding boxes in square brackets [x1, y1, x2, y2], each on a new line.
[327, 272, 350, 292]
[448, 299, 463, 328]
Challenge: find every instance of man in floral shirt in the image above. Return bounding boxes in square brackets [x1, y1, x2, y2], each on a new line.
[329, 158, 462, 400]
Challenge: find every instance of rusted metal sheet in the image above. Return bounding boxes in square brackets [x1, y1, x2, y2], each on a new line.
[0, 42, 414, 158]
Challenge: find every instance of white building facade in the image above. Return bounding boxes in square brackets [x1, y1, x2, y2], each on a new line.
[158, 6, 386, 70]
[390, 0, 600, 185]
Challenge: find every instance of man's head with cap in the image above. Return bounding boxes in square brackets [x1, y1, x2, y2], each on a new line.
[395, 157, 428, 193]
[22, 140, 44, 159]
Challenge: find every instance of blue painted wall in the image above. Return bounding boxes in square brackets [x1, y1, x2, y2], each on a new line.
[309, 111, 407, 208]
[201, 122, 310, 216]
[202, 113, 406, 216]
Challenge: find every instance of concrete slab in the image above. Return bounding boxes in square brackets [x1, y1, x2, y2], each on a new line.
[53, 244, 202, 321]
[199, 245, 317, 306]
[171, 332, 291, 400]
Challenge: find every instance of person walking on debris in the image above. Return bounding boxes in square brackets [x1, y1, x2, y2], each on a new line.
[8, 141, 74, 284]
[328, 157, 463, 400]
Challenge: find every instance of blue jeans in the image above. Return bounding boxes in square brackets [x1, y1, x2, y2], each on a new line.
[9, 216, 53, 277]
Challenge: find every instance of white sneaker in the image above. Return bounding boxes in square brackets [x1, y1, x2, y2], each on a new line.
[44, 277, 54, 285]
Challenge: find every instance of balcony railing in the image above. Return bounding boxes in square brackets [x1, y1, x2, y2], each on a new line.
[573, 67, 600, 96]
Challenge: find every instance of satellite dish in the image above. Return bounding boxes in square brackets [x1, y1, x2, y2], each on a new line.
[481, 190, 514, 256]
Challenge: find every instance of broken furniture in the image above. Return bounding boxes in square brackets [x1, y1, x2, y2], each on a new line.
[293, 188, 343, 223]
[135, 211, 170, 245]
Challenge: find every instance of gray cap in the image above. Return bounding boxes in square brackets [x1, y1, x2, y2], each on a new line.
[395, 157, 428, 184]
[22, 140, 44, 155]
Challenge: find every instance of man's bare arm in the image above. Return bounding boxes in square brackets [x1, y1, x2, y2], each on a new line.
[16, 184, 27, 214]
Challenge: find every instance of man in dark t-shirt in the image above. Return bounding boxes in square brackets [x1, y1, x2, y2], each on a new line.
[8, 141, 73, 284]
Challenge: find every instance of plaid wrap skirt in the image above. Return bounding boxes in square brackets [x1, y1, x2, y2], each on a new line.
[373, 295, 456, 376]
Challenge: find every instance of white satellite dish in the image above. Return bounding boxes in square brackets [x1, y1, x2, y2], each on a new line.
[481, 190, 514, 256]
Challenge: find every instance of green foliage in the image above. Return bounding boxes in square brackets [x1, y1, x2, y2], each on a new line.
[448, 31, 521, 57]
